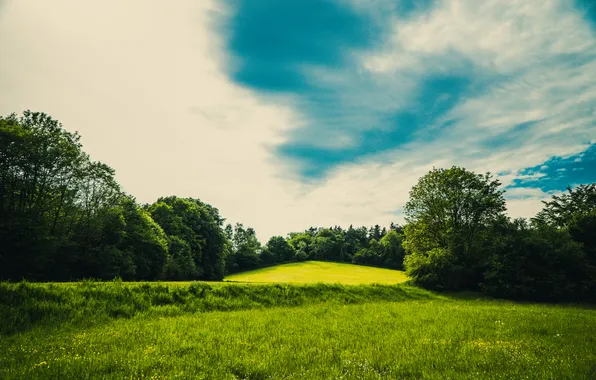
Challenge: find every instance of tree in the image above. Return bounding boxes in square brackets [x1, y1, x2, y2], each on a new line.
[403, 166, 506, 290]
[288, 232, 313, 260]
[532, 184, 596, 299]
[163, 235, 198, 280]
[380, 230, 405, 269]
[568, 210, 596, 267]
[353, 239, 383, 266]
[0, 111, 126, 281]
[403, 247, 460, 290]
[311, 228, 344, 261]
[368, 224, 383, 242]
[148, 197, 227, 280]
[119, 198, 168, 280]
[483, 219, 591, 301]
[0, 111, 239, 282]
[389, 222, 403, 234]
[225, 223, 261, 274]
[533, 184, 596, 228]
[263, 236, 295, 263]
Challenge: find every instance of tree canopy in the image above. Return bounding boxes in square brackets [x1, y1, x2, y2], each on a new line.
[403, 167, 506, 290]
[534, 184, 596, 227]
[1, 111, 594, 302]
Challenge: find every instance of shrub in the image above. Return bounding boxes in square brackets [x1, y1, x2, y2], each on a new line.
[483, 223, 590, 301]
[404, 247, 464, 290]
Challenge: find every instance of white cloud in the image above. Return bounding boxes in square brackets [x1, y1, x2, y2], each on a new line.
[284, 0, 596, 227]
[1, 0, 594, 241]
[0, 0, 303, 240]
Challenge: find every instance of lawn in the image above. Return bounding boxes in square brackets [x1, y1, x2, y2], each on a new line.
[225, 261, 409, 284]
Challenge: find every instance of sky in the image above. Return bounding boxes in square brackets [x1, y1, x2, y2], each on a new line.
[1, 0, 595, 241]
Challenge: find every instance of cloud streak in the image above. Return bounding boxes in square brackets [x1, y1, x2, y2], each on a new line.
[1, 0, 595, 240]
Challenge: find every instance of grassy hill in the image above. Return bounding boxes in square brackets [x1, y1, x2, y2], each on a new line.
[225, 261, 409, 284]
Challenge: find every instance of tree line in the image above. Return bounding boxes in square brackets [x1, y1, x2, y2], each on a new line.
[1, 111, 594, 302]
[224, 222, 405, 275]
[0, 111, 402, 282]
[403, 167, 596, 302]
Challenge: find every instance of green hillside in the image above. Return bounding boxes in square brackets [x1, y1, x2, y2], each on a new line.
[225, 261, 408, 284]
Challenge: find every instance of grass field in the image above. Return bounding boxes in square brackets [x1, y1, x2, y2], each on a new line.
[1, 281, 596, 379]
[225, 261, 409, 284]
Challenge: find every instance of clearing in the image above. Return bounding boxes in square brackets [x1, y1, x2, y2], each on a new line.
[225, 260, 408, 284]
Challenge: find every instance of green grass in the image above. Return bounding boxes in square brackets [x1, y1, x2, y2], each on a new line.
[1, 282, 595, 379]
[225, 261, 409, 284]
[0, 281, 434, 336]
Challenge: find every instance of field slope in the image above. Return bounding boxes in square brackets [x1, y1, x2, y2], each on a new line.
[225, 261, 408, 284]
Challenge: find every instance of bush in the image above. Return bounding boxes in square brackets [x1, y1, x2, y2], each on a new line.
[483, 223, 590, 301]
[568, 210, 596, 266]
[404, 248, 465, 290]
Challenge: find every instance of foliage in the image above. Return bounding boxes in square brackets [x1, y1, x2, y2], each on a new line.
[352, 239, 384, 267]
[404, 247, 463, 290]
[403, 166, 506, 290]
[283, 225, 404, 270]
[2, 110, 595, 304]
[380, 230, 406, 269]
[148, 197, 228, 281]
[352, 230, 405, 269]
[311, 228, 344, 261]
[533, 184, 596, 227]
[224, 223, 262, 274]
[263, 236, 295, 263]
[162, 235, 198, 280]
[0, 111, 123, 281]
[119, 199, 169, 280]
[568, 210, 596, 268]
[0, 112, 229, 282]
[483, 219, 592, 301]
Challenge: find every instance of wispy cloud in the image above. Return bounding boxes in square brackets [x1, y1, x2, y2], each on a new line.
[1, 0, 595, 240]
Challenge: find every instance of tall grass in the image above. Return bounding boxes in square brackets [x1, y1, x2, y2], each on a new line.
[0, 281, 436, 336]
[3, 281, 595, 379]
[2, 298, 595, 379]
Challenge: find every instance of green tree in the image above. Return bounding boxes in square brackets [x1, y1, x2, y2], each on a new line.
[148, 197, 227, 280]
[0, 111, 126, 281]
[353, 239, 383, 266]
[225, 223, 261, 274]
[263, 236, 295, 263]
[368, 224, 383, 241]
[119, 198, 168, 280]
[288, 232, 313, 260]
[311, 228, 344, 261]
[533, 184, 596, 228]
[403, 166, 506, 290]
[344, 225, 368, 262]
[533, 184, 596, 299]
[483, 219, 590, 301]
[380, 230, 405, 269]
[568, 210, 596, 267]
[163, 235, 198, 280]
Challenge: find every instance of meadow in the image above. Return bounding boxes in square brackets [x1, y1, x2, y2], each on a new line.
[1, 279, 596, 379]
[225, 261, 409, 284]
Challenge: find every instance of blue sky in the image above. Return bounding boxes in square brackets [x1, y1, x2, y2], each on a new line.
[1, 0, 595, 240]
